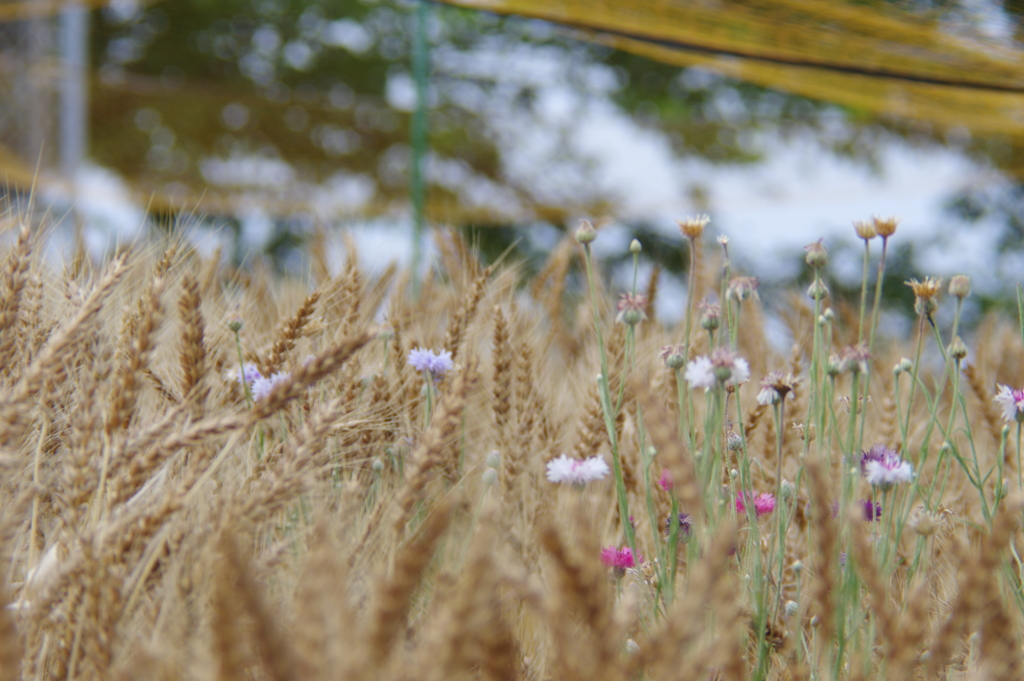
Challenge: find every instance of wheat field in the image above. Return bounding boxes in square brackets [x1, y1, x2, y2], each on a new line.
[0, 213, 1022, 681]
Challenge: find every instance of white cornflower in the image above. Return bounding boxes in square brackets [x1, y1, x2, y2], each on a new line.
[546, 454, 610, 486]
[994, 384, 1024, 424]
[684, 355, 714, 389]
[252, 371, 291, 401]
[864, 454, 913, 490]
[685, 349, 750, 390]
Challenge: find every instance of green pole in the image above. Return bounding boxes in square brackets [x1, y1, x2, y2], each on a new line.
[410, 0, 429, 298]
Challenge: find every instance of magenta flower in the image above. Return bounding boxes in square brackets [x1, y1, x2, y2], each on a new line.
[600, 546, 639, 572]
[995, 385, 1024, 424]
[736, 492, 776, 518]
[658, 468, 674, 491]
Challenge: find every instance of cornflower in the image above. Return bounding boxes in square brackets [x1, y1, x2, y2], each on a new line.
[616, 292, 648, 325]
[698, 300, 721, 331]
[252, 371, 290, 401]
[863, 451, 913, 490]
[736, 492, 776, 518]
[756, 371, 799, 406]
[726, 276, 759, 303]
[994, 385, 1024, 424]
[546, 454, 610, 486]
[677, 214, 710, 239]
[408, 347, 454, 381]
[860, 444, 894, 473]
[685, 348, 750, 390]
[600, 546, 639, 576]
[226, 362, 262, 385]
[659, 344, 686, 369]
[664, 512, 692, 537]
[657, 468, 673, 491]
[906, 277, 943, 318]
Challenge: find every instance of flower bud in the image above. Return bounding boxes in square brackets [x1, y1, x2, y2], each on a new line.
[807, 279, 829, 301]
[575, 219, 597, 244]
[486, 450, 502, 469]
[781, 479, 795, 500]
[791, 560, 804, 575]
[726, 431, 744, 451]
[665, 353, 685, 370]
[823, 308, 835, 321]
[228, 318, 244, 333]
[804, 239, 828, 268]
[630, 239, 642, 254]
[482, 469, 498, 486]
[371, 458, 384, 473]
[949, 274, 971, 299]
[948, 336, 968, 361]
[899, 357, 914, 373]
[909, 506, 940, 537]
[622, 309, 643, 325]
[784, 600, 799, 618]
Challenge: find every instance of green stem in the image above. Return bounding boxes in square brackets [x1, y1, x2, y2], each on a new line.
[857, 239, 870, 343]
[582, 244, 634, 551]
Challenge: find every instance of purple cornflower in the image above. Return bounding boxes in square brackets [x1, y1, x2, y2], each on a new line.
[226, 363, 262, 385]
[736, 492, 776, 518]
[664, 512, 692, 538]
[860, 444, 893, 474]
[831, 500, 883, 521]
[600, 546, 639, 575]
[995, 384, 1024, 424]
[546, 454, 610, 486]
[408, 347, 454, 381]
[252, 371, 290, 401]
[864, 452, 913, 490]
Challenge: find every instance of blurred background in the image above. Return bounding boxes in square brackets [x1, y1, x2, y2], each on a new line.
[4, 0, 1024, 324]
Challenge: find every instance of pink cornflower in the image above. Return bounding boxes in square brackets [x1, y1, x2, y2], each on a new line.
[995, 385, 1024, 424]
[546, 454, 610, 486]
[736, 492, 776, 518]
[616, 293, 648, 325]
[600, 546, 638, 574]
[658, 468, 674, 491]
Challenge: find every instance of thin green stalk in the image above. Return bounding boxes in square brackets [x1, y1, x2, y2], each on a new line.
[867, 236, 889, 351]
[857, 239, 870, 343]
[234, 329, 252, 409]
[582, 243, 634, 551]
[902, 315, 927, 449]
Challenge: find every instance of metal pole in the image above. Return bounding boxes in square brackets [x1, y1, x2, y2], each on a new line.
[410, 0, 429, 298]
[60, 2, 88, 184]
